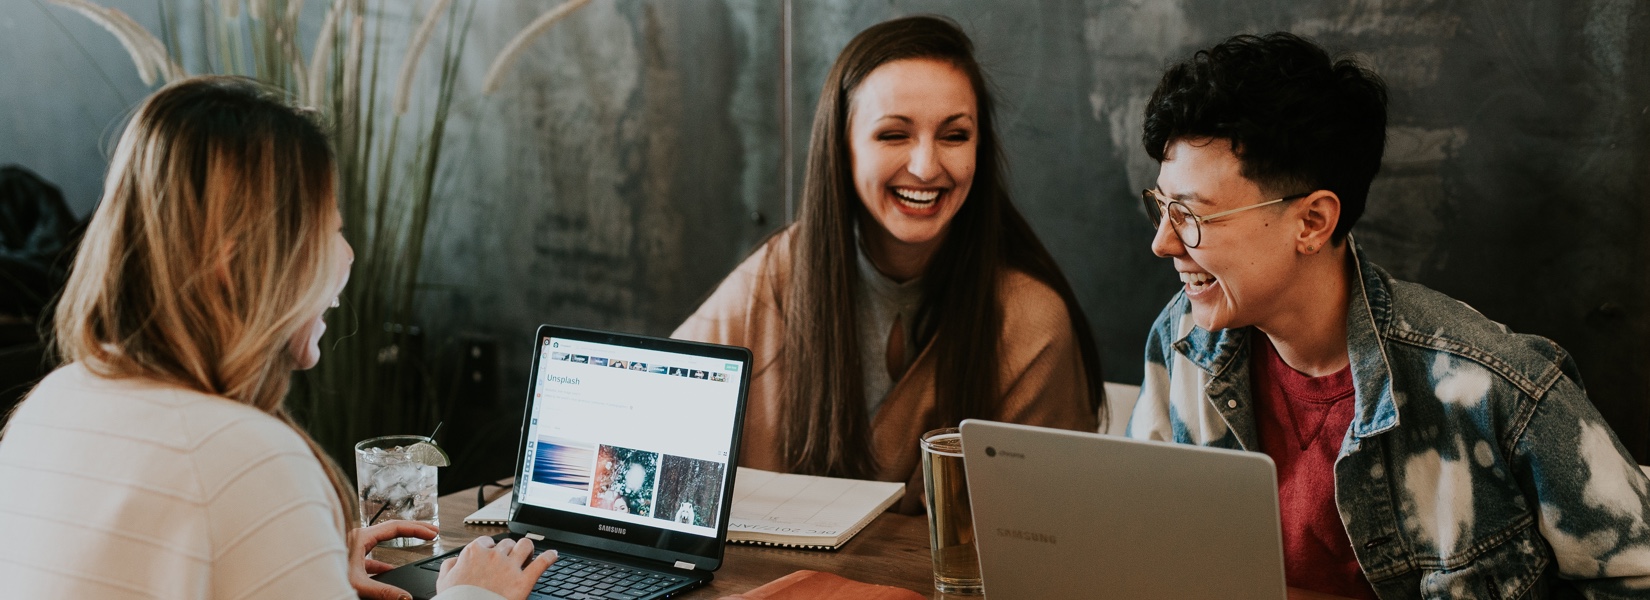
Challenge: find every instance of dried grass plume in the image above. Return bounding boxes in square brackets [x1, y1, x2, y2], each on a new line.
[481, 0, 591, 95]
[392, 0, 453, 115]
[306, 0, 345, 107]
[51, 0, 184, 86]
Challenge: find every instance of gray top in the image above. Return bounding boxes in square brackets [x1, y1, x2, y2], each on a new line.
[854, 238, 925, 416]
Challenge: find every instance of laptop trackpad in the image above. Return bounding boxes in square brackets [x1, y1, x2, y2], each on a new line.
[372, 557, 443, 600]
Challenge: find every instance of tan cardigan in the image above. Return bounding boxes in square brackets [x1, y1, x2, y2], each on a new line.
[673, 228, 1098, 514]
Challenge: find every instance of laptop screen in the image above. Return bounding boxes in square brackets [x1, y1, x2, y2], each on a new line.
[510, 326, 750, 566]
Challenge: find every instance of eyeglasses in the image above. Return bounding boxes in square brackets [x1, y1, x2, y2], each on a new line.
[1141, 189, 1312, 248]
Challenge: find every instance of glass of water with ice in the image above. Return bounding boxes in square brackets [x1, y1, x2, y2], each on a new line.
[354, 435, 446, 547]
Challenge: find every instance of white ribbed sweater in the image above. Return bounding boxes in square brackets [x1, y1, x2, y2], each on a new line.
[0, 363, 498, 600]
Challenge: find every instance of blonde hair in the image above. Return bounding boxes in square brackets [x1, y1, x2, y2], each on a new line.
[51, 75, 357, 532]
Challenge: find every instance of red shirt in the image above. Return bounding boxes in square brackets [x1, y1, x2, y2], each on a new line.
[1250, 334, 1377, 600]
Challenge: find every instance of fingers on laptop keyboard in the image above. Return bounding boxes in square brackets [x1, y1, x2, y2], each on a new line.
[528, 556, 686, 600]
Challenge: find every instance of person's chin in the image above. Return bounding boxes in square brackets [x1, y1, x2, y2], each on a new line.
[290, 333, 324, 369]
[1190, 311, 1213, 331]
[293, 346, 321, 370]
[1189, 305, 1234, 332]
[886, 222, 949, 248]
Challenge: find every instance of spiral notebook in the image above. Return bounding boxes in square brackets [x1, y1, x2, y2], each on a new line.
[725, 467, 904, 550]
[468, 468, 905, 547]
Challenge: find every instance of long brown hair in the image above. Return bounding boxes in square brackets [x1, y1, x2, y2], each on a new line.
[47, 76, 357, 532]
[782, 15, 1104, 478]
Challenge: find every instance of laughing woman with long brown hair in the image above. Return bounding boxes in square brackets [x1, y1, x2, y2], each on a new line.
[0, 77, 550, 600]
[674, 16, 1103, 513]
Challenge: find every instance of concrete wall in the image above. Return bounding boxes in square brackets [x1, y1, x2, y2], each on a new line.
[4, 0, 1646, 466]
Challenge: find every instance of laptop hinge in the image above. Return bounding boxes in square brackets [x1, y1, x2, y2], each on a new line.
[525, 533, 545, 541]
[673, 560, 695, 571]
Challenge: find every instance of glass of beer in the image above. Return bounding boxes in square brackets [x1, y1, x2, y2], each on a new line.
[921, 427, 983, 595]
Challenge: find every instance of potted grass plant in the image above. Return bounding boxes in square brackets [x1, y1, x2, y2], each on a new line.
[50, 0, 589, 463]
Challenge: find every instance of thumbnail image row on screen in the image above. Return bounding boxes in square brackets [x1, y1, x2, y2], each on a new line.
[548, 351, 729, 383]
[531, 437, 727, 529]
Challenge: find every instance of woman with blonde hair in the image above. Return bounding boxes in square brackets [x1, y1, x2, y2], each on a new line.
[675, 16, 1103, 513]
[0, 76, 551, 600]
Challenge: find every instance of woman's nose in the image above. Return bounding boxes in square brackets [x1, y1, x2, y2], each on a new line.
[906, 140, 941, 181]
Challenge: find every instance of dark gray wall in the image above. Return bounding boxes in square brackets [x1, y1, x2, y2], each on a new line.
[414, 0, 787, 477]
[4, 0, 1646, 464]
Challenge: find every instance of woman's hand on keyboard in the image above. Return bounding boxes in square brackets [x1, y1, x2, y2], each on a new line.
[349, 520, 441, 600]
[437, 536, 560, 600]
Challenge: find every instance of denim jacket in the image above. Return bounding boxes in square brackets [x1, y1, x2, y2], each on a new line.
[1128, 241, 1650, 599]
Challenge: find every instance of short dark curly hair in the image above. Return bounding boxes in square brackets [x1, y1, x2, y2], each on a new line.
[1142, 32, 1387, 239]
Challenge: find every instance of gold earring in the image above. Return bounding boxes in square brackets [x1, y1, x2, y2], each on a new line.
[1306, 245, 1316, 252]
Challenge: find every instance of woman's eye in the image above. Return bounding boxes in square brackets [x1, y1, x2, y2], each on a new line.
[876, 131, 909, 141]
[943, 130, 973, 143]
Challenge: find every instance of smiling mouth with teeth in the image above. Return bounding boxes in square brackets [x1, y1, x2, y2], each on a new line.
[893, 188, 941, 209]
[1180, 271, 1217, 294]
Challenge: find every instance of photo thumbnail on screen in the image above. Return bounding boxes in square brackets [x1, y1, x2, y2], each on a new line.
[532, 437, 595, 506]
[653, 455, 726, 528]
[590, 445, 659, 517]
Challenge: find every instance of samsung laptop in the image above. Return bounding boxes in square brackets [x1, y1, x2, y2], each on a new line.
[377, 325, 752, 599]
[959, 420, 1286, 600]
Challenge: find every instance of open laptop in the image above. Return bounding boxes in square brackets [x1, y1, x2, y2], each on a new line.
[376, 325, 751, 599]
[959, 420, 1286, 600]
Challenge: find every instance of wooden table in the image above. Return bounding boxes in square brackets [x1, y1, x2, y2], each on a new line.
[373, 485, 1354, 600]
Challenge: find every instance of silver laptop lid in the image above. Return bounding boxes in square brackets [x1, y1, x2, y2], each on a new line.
[960, 420, 1286, 600]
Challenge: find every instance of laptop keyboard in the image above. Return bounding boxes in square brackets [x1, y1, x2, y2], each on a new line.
[419, 550, 688, 600]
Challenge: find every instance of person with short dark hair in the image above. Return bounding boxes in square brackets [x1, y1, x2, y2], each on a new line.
[1129, 32, 1650, 598]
